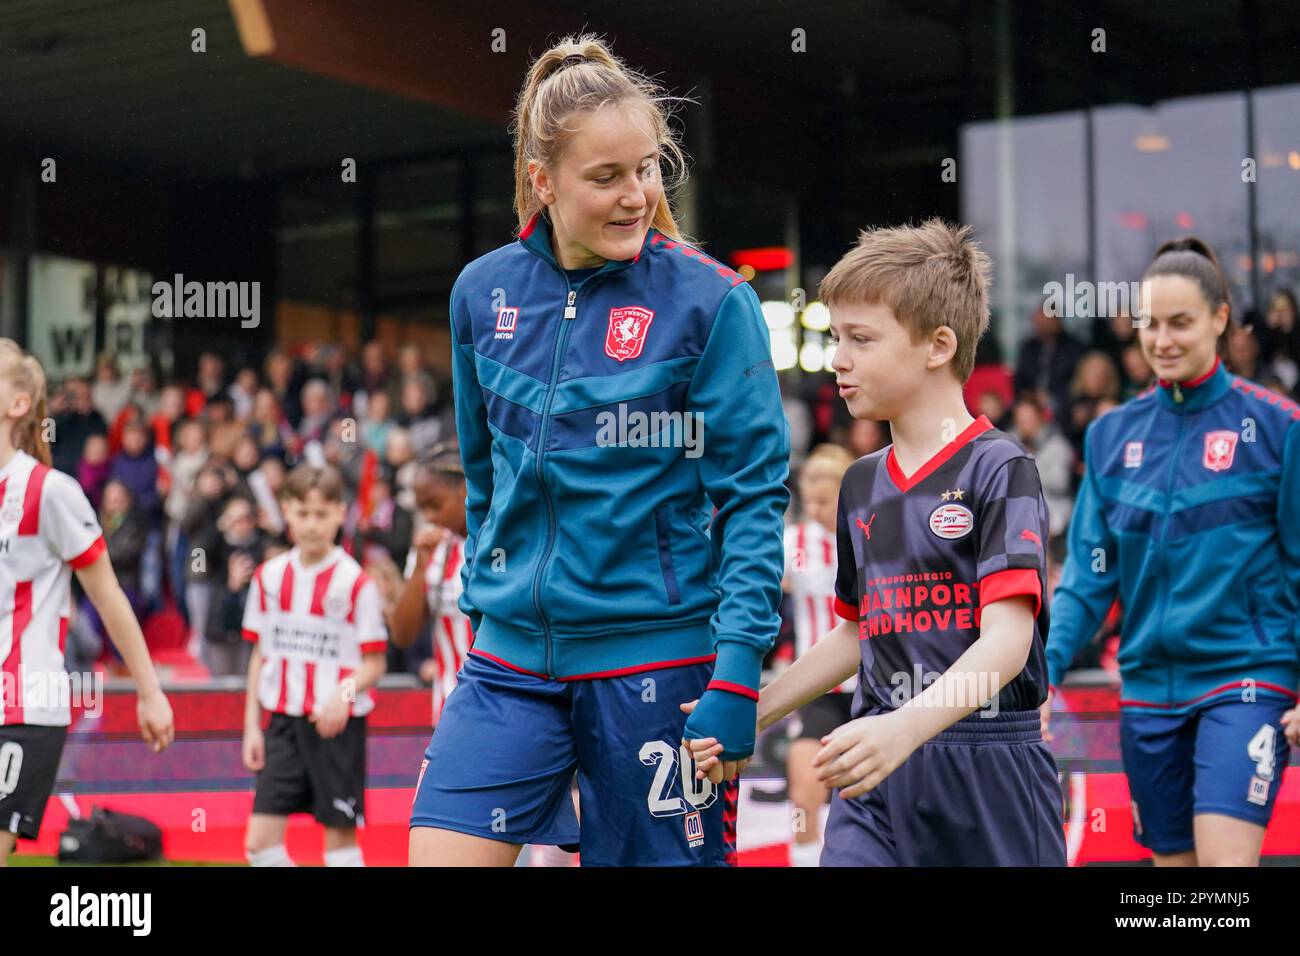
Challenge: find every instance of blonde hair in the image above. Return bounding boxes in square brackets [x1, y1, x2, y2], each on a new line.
[819, 219, 992, 383]
[799, 443, 854, 488]
[0, 339, 52, 466]
[511, 34, 690, 240]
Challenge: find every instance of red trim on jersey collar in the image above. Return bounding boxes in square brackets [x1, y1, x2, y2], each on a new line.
[885, 415, 994, 493]
[1157, 356, 1220, 391]
[519, 211, 541, 240]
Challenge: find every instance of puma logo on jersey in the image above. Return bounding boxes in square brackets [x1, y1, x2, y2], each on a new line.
[856, 514, 876, 540]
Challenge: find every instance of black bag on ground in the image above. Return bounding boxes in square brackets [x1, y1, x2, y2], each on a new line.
[58, 807, 163, 863]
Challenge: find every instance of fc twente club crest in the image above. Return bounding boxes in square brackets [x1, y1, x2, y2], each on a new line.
[605, 306, 655, 362]
[1203, 430, 1239, 472]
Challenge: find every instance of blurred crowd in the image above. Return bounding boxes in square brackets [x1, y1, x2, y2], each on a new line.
[51, 285, 1300, 685]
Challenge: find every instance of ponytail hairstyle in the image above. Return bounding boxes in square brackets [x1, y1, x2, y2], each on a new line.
[511, 33, 692, 241]
[0, 339, 53, 467]
[1142, 236, 1233, 361]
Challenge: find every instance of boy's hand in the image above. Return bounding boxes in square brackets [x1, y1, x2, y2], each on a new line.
[813, 710, 919, 799]
[242, 726, 265, 772]
[137, 689, 175, 753]
[311, 691, 351, 739]
[680, 700, 752, 782]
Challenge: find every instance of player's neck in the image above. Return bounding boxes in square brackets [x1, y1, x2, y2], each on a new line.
[295, 544, 334, 568]
[887, 383, 974, 477]
[0, 440, 16, 472]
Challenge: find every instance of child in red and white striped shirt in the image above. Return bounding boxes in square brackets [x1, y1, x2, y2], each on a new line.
[391, 446, 471, 726]
[241, 464, 387, 867]
[0, 340, 173, 866]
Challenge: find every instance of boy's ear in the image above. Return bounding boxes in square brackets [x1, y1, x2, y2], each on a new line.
[927, 325, 959, 371]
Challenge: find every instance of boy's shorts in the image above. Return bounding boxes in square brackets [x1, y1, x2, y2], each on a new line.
[1120, 695, 1292, 855]
[821, 709, 1065, 866]
[0, 725, 68, 840]
[788, 693, 854, 742]
[410, 650, 731, 866]
[253, 713, 367, 828]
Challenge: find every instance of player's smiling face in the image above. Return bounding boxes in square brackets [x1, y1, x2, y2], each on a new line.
[829, 302, 933, 421]
[1139, 274, 1228, 383]
[530, 103, 662, 269]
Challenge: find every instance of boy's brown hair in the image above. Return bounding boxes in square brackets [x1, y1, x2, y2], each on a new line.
[819, 219, 992, 383]
[281, 463, 345, 505]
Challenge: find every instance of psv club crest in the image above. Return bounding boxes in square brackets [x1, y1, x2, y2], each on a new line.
[1203, 430, 1239, 472]
[605, 306, 655, 362]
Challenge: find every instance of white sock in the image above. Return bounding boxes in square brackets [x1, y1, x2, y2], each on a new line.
[324, 845, 365, 867]
[532, 843, 579, 867]
[789, 840, 822, 868]
[248, 844, 295, 867]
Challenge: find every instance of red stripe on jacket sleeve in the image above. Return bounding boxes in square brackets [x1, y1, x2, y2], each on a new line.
[834, 596, 860, 622]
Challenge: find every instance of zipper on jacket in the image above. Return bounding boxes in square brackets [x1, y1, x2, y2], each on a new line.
[1152, 411, 1190, 665]
[532, 274, 607, 676]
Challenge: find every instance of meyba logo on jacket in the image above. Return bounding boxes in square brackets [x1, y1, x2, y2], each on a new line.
[605, 306, 654, 362]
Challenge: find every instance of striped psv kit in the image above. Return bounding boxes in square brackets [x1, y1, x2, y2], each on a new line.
[833, 416, 1051, 714]
[242, 546, 387, 718]
[0, 450, 106, 727]
[424, 536, 473, 725]
[783, 521, 855, 693]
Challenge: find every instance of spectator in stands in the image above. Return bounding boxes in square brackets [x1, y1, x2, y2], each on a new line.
[180, 461, 235, 658]
[351, 475, 413, 569]
[50, 377, 107, 476]
[963, 332, 1014, 419]
[188, 351, 228, 415]
[975, 388, 1012, 431]
[99, 479, 152, 622]
[1014, 305, 1088, 426]
[358, 341, 399, 416]
[384, 427, 418, 512]
[249, 387, 294, 461]
[204, 497, 266, 677]
[1011, 394, 1075, 538]
[1065, 350, 1122, 453]
[92, 353, 132, 424]
[109, 418, 161, 523]
[77, 433, 112, 512]
[129, 365, 160, 419]
[250, 454, 286, 536]
[297, 379, 336, 462]
[1119, 341, 1153, 400]
[361, 389, 394, 455]
[398, 374, 446, 455]
[264, 348, 306, 429]
[1259, 289, 1300, 395]
[227, 366, 261, 421]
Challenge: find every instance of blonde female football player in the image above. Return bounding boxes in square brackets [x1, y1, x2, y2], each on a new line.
[0, 339, 174, 865]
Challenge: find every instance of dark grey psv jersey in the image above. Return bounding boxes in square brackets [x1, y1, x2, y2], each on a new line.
[833, 416, 1051, 715]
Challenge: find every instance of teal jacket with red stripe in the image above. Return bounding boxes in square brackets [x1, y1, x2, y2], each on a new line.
[1048, 358, 1300, 712]
[448, 211, 790, 696]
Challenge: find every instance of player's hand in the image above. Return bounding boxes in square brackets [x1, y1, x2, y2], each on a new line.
[311, 691, 351, 739]
[1040, 687, 1054, 743]
[813, 710, 918, 800]
[242, 726, 265, 771]
[679, 700, 751, 783]
[414, 525, 451, 565]
[1282, 703, 1300, 747]
[137, 689, 175, 753]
